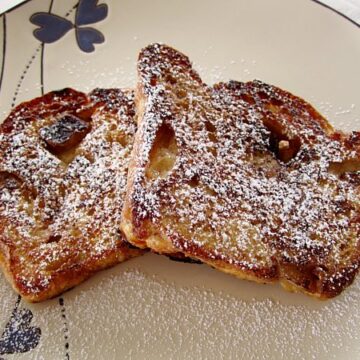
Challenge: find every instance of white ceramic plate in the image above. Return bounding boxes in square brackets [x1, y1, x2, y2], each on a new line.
[0, 1, 359, 359]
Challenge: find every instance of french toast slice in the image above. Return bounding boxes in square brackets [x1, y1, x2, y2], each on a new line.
[0, 88, 143, 302]
[121, 43, 360, 299]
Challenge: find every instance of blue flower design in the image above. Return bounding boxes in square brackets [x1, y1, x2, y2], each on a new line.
[30, 0, 108, 53]
[0, 298, 41, 356]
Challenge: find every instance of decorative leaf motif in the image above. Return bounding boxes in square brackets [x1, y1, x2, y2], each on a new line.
[30, 13, 73, 43]
[76, 27, 105, 53]
[0, 298, 41, 355]
[30, 0, 108, 53]
[76, 0, 108, 26]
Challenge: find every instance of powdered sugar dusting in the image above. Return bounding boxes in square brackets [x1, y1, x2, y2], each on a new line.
[0, 88, 141, 299]
[130, 44, 360, 297]
[1, 256, 360, 359]
[20, 261, 360, 359]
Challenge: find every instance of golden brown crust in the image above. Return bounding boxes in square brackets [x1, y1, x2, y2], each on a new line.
[121, 43, 360, 299]
[0, 88, 143, 302]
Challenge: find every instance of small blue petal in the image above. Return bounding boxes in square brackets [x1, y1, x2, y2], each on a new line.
[76, 27, 105, 53]
[0, 306, 41, 355]
[30, 13, 73, 43]
[76, 0, 108, 26]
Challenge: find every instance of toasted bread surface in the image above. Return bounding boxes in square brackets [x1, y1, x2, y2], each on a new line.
[122, 44, 360, 298]
[0, 88, 143, 302]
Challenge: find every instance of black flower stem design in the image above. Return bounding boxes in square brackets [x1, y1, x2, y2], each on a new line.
[40, 0, 55, 96]
[11, 295, 21, 315]
[0, 13, 7, 95]
[59, 297, 70, 360]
